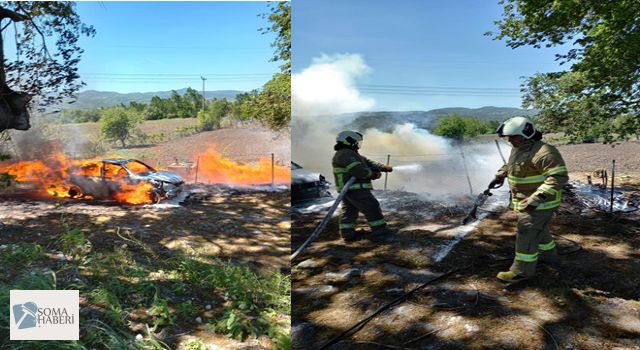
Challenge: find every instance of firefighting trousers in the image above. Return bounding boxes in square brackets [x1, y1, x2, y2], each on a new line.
[510, 209, 558, 277]
[339, 189, 386, 238]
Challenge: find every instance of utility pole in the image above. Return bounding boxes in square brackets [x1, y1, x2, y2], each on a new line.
[200, 76, 207, 112]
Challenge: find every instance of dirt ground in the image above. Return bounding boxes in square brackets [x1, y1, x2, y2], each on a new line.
[1, 186, 290, 349]
[557, 141, 640, 182]
[127, 125, 291, 167]
[291, 143, 640, 350]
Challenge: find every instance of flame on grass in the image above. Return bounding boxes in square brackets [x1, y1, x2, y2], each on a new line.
[195, 146, 290, 185]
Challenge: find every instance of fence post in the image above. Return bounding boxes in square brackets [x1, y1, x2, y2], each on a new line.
[610, 159, 615, 214]
[384, 154, 391, 191]
[271, 153, 275, 187]
[459, 145, 473, 195]
[194, 156, 200, 184]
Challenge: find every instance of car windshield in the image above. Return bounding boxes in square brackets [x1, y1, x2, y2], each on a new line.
[124, 161, 154, 175]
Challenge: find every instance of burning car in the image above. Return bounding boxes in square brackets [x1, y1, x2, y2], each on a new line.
[68, 158, 184, 203]
[291, 161, 331, 202]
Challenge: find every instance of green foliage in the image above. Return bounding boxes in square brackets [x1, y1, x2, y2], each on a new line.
[61, 109, 102, 123]
[433, 114, 490, 140]
[198, 98, 230, 131]
[251, 73, 291, 130]
[59, 228, 91, 261]
[490, 0, 640, 142]
[148, 297, 176, 327]
[100, 107, 142, 147]
[2, 2, 95, 109]
[183, 339, 207, 350]
[523, 71, 640, 142]
[260, 2, 291, 73]
[0, 243, 45, 267]
[210, 308, 258, 341]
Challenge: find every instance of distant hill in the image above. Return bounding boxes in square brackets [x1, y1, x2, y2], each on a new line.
[346, 107, 538, 132]
[65, 88, 245, 109]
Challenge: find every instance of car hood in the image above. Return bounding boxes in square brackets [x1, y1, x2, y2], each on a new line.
[145, 171, 184, 184]
[292, 169, 325, 185]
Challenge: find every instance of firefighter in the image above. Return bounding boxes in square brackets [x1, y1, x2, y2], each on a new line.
[332, 130, 393, 241]
[491, 117, 569, 283]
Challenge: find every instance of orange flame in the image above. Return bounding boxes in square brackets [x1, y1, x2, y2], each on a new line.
[194, 146, 290, 185]
[0, 153, 153, 205]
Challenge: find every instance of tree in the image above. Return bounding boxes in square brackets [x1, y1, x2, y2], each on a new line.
[490, 0, 640, 141]
[0, 3, 95, 127]
[252, 73, 290, 130]
[433, 115, 467, 141]
[252, 3, 290, 131]
[433, 114, 491, 140]
[198, 99, 230, 131]
[100, 107, 141, 148]
[260, 2, 290, 74]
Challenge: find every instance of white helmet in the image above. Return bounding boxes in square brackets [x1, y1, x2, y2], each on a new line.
[336, 130, 363, 148]
[497, 116, 536, 139]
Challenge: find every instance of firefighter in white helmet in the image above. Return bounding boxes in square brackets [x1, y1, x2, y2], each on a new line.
[491, 117, 569, 282]
[332, 130, 393, 241]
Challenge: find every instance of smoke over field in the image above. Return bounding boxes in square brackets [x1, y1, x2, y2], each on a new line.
[292, 54, 506, 197]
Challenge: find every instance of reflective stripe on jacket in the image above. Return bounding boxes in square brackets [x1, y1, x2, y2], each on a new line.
[496, 140, 569, 211]
[332, 148, 384, 191]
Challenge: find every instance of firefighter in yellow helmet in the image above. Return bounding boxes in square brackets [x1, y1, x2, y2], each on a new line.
[491, 117, 569, 283]
[332, 130, 393, 241]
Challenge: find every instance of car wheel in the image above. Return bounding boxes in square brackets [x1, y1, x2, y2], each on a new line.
[150, 189, 162, 204]
[68, 186, 83, 198]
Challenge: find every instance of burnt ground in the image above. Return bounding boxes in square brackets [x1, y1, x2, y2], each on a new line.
[291, 182, 640, 350]
[0, 186, 291, 349]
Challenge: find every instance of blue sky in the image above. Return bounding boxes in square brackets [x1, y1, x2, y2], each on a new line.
[293, 0, 569, 110]
[66, 2, 279, 93]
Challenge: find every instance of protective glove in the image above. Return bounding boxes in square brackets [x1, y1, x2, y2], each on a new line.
[522, 197, 539, 212]
[488, 176, 505, 189]
[371, 171, 382, 180]
[381, 165, 393, 172]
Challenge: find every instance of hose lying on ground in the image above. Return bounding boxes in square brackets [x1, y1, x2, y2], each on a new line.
[291, 177, 356, 262]
[316, 231, 583, 349]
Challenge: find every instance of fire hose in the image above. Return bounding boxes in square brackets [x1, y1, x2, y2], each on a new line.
[317, 142, 584, 349]
[291, 176, 356, 262]
[317, 236, 582, 350]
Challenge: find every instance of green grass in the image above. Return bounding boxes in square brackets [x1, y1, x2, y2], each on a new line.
[1, 222, 290, 349]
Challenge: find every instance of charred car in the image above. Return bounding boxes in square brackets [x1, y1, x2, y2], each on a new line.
[68, 158, 184, 203]
[291, 161, 331, 202]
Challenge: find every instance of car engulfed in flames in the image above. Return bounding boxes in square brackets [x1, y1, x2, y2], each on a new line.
[67, 158, 184, 204]
[0, 153, 184, 205]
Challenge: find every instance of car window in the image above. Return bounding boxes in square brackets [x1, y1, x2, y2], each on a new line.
[125, 161, 153, 175]
[103, 163, 128, 179]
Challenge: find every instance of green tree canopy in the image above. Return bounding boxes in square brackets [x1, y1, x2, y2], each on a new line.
[100, 107, 141, 148]
[490, 0, 640, 141]
[260, 2, 290, 74]
[433, 114, 489, 141]
[198, 98, 230, 131]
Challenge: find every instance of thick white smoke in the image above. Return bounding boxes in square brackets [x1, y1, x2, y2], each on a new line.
[292, 53, 506, 198]
[292, 54, 374, 174]
[292, 53, 374, 117]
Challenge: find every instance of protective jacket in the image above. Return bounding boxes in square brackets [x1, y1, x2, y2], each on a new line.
[332, 148, 386, 191]
[496, 140, 569, 211]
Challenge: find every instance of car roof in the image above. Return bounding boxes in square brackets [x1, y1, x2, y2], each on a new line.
[102, 158, 135, 165]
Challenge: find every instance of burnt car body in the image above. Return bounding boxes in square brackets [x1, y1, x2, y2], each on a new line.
[291, 161, 331, 202]
[68, 158, 184, 203]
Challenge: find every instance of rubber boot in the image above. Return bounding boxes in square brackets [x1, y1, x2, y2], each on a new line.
[496, 271, 528, 283]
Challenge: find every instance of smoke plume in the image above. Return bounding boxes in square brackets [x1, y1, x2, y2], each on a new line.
[293, 54, 506, 198]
